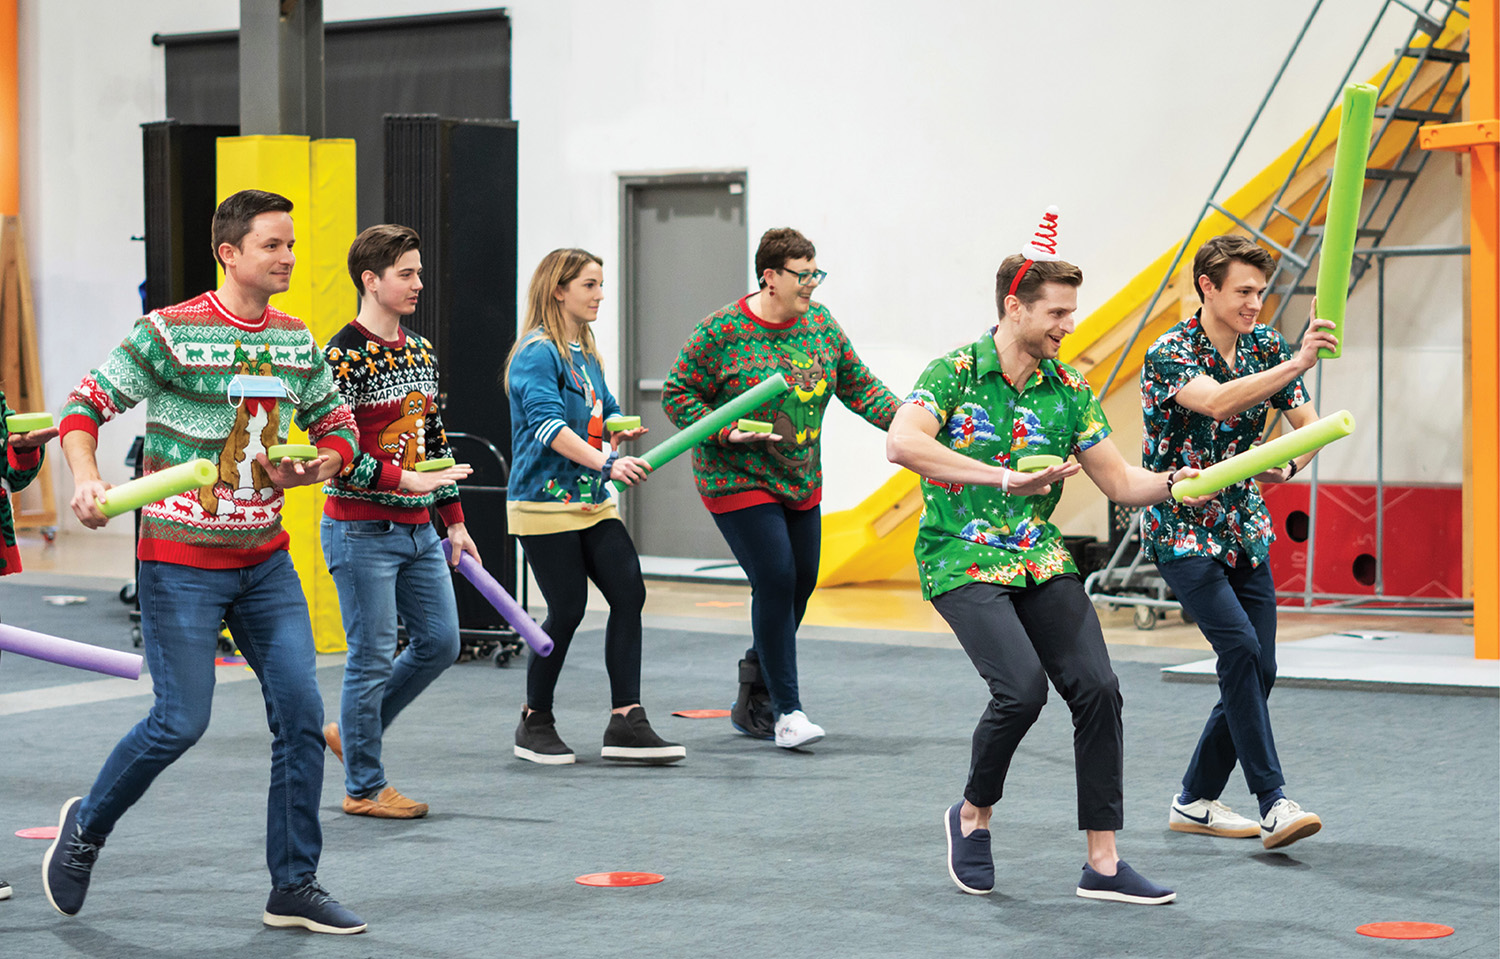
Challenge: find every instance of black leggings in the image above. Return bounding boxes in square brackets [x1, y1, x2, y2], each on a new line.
[517, 519, 645, 710]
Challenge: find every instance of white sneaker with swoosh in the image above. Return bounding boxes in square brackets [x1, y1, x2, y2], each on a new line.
[1168, 795, 1259, 838]
[1259, 798, 1322, 850]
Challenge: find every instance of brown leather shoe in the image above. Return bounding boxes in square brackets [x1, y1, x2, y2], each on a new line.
[342, 786, 428, 819]
[323, 723, 344, 765]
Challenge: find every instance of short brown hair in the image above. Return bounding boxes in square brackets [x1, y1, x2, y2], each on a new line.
[754, 228, 816, 288]
[995, 254, 1084, 311]
[347, 224, 421, 297]
[211, 189, 294, 266]
[1192, 235, 1275, 302]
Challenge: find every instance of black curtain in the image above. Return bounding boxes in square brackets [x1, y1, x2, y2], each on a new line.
[157, 10, 511, 229]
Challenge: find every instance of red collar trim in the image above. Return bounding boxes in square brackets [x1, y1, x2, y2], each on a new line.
[739, 294, 797, 330]
[352, 319, 406, 348]
[206, 291, 270, 331]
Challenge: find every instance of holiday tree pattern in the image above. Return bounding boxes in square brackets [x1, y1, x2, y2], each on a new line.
[59, 292, 356, 568]
[661, 295, 898, 511]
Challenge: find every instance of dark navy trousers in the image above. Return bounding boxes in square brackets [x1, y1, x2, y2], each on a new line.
[1156, 555, 1285, 800]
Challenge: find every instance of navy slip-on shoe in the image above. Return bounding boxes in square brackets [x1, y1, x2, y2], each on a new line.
[944, 801, 994, 895]
[1075, 860, 1175, 905]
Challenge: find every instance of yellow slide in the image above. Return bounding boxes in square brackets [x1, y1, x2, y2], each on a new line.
[816, 13, 1468, 588]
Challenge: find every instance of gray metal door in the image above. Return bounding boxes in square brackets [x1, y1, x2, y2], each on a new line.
[620, 173, 748, 562]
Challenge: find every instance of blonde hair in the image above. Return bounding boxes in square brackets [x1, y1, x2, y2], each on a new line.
[503, 248, 605, 392]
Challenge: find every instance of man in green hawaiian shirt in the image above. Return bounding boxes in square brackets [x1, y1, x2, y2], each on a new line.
[888, 252, 1204, 906]
[1142, 235, 1338, 852]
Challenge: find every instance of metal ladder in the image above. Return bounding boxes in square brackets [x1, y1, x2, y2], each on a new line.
[1099, 0, 1471, 399]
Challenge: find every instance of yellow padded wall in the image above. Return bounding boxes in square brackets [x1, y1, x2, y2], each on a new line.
[216, 135, 357, 653]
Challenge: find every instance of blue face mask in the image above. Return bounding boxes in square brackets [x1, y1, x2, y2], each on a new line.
[226, 375, 297, 406]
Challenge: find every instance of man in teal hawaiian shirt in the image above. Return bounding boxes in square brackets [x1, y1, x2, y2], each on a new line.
[1142, 235, 1338, 853]
[888, 252, 1204, 906]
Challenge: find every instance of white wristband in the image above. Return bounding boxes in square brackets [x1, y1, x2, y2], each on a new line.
[1001, 468, 1012, 493]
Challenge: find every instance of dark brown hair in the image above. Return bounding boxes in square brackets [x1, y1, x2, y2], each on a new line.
[347, 224, 421, 297]
[211, 190, 293, 266]
[995, 254, 1084, 312]
[754, 228, 816, 288]
[1192, 235, 1275, 302]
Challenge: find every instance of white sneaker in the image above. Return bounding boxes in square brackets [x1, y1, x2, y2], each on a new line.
[773, 710, 825, 749]
[1168, 795, 1259, 838]
[1259, 798, 1322, 850]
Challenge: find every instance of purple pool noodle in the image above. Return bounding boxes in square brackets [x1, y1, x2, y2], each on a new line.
[441, 538, 553, 656]
[0, 623, 143, 680]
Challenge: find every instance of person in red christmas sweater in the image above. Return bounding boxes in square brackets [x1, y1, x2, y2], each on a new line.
[0, 389, 57, 904]
[48, 190, 366, 934]
[318, 224, 477, 820]
[662, 227, 900, 749]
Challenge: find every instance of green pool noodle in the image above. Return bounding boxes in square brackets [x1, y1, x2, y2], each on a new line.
[605, 415, 641, 432]
[266, 444, 318, 461]
[1016, 454, 1064, 473]
[5, 412, 52, 433]
[1172, 410, 1356, 502]
[614, 373, 790, 491]
[736, 418, 773, 434]
[415, 457, 455, 472]
[1314, 82, 1377, 360]
[99, 458, 217, 517]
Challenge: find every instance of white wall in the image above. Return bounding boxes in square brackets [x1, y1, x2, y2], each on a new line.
[20, 0, 1465, 543]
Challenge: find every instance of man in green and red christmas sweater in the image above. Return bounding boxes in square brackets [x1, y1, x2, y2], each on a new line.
[662, 227, 899, 749]
[47, 190, 367, 935]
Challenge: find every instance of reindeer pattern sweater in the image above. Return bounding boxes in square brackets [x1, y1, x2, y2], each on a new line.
[59, 291, 357, 569]
[320, 321, 463, 526]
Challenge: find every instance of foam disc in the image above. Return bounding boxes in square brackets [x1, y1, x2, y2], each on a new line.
[215, 656, 247, 666]
[605, 415, 641, 432]
[415, 457, 455, 472]
[736, 418, 772, 433]
[16, 826, 58, 839]
[267, 444, 318, 461]
[575, 872, 665, 887]
[6, 412, 53, 433]
[1016, 454, 1064, 472]
[671, 709, 731, 719]
[1355, 922, 1454, 940]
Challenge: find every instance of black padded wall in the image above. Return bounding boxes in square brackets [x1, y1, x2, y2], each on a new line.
[141, 121, 238, 312]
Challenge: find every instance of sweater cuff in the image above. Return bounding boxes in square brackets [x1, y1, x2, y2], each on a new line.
[317, 437, 357, 475]
[59, 412, 100, 443]
[7, 444, 41, 470]
[375, 461, 404, 492]
[437, 501, 465, 528]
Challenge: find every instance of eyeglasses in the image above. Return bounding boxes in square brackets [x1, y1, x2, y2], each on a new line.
[778, 267, 827, 286]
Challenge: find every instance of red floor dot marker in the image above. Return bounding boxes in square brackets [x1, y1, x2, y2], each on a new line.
[575, 872, 665, 887]
[215, 656, 247, 667]
[16, 827, 58, 840]
[671, 709, 731, 719]
[1356, 922, 1455, 940]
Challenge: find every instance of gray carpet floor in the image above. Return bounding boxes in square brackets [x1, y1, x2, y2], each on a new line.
[1, 581, 1496, 958]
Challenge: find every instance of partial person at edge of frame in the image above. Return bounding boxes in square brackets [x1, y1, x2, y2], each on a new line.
[661, 227, 901, 750]
[503, 247, 685, 767]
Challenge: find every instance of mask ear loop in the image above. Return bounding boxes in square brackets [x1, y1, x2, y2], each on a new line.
[226, 377, 247, 409]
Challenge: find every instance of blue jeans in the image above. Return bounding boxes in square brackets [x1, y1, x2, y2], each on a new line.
[321, 518, 460, 798]
[1156, 555, 1284, 799]
[711, 503, 821, 717]
[78, 552, 324, 889]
